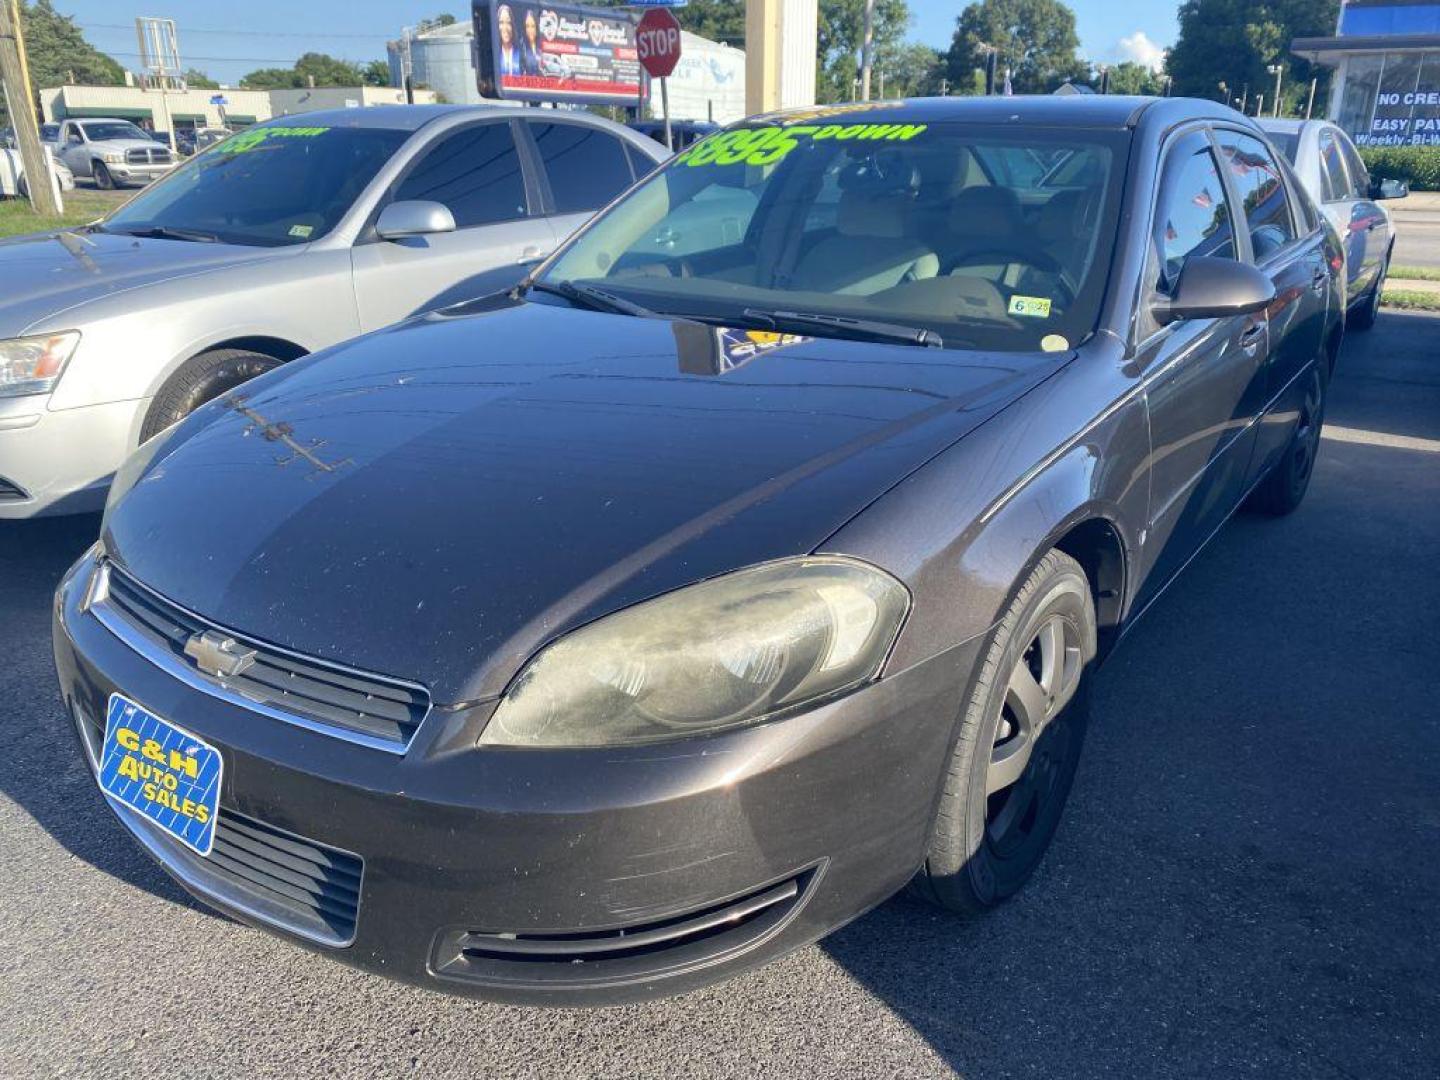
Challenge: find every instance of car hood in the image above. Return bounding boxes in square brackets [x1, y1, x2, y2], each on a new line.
[104, 300, 1065, 704]
[0, 230, 285, 334]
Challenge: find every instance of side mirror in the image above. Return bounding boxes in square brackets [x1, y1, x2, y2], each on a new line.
[1370, 177, 1409, 201]
[375, 200, 456, 241]
[1154, 256, 1276, 326]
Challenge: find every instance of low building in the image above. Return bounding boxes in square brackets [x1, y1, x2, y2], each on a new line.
[38, 84, 439, 136]
[1293, 0, 1440, 146]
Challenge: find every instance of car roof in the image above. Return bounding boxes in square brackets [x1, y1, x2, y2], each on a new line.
[744, 95, 1251, 131]
[261, 104, 509, 132]
[1256, 118, 1308, 133]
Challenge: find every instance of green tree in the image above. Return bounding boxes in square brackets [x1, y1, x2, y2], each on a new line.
[1, 0, 124, 126]
[1103, 60, 1163, 96]
[361, 59, 391, 87]
[675, 0, 746, 46]
[240, 52, 367, 90]
[417, 13, 457, 32]
[817, 0, 910, 102]
[946, 0, 1088, 96]
[876, 42, 945, 98]
[1167, 0, 1338, 113]
[182, 68, 220, 89]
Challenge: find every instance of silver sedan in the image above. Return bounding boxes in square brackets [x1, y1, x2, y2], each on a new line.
[1259, 118, 1406, 329]
[0, 105, 664, 517]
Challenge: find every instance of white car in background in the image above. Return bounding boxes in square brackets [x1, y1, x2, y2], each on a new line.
[0, 145, 75, 199]
[1260, 119, 1406, 329]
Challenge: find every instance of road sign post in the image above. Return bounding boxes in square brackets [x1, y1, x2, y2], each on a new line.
[636, 7, 681, 151]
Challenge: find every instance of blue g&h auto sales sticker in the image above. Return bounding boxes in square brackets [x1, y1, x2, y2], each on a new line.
[98, 693, 222, 856]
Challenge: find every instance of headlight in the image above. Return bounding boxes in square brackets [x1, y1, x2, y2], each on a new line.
[482, 557, 909, 748]
[0, 331, 80, 397]
[102, 152, 125, 164]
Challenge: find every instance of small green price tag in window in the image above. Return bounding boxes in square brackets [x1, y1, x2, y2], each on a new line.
[1008, 295, 1053, 319]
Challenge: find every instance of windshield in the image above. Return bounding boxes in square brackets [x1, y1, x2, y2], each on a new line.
[101, 124, 409, 247]
[82, 122, 150, 142]
[541, 118, 1128, 351]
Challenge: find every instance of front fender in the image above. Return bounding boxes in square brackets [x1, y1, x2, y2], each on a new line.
[822, 338, 1150, 675]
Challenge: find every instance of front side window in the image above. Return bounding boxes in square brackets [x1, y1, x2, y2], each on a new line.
[541, 120, 1127, 352]
[81, 122, 150, 142]
[1153, 132, 1235, 293]
[1319, 131, 1349, 201]
[101, 124, 408, 247]
[529, 122, 635, 213]
[395, 122, 528, 227]
[1215, 131, 1296, 261]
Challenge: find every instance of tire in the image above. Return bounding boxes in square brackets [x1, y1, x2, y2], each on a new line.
[93, 162, 114, 190]
[140, 348, 284, 441]
[1245, 362, 1326, 517]
[1348, 250, 1388, 331]
[912, 549, 1097, 915]
[16, 174, 27, 199]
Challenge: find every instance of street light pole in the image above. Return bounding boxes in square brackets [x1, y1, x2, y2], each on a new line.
[1268, 63, 1284, 117]
[859, 0, 874, 100]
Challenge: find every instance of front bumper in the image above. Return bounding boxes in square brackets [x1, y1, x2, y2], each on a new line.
[0, 395, 139, 518]
[106, 163, 174, 184]
[54, 553, 975, 1005]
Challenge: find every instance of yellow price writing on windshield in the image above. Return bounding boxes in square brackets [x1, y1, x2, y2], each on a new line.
[677, 123, 929, 168]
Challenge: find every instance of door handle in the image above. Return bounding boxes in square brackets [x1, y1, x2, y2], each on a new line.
[1311, 268, 1328, 293]
[1239, 321, 1265, 353]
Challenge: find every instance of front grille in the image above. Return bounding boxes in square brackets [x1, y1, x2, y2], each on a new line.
[125, 147, 171, 164]
[70, 699, 363, 946]
[98, 562, 429, 748]
[431, 868, 816, 989]
[0, 476, 28, 501]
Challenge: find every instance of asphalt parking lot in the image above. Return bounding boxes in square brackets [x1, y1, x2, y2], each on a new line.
[1, 311, 1437, 1079]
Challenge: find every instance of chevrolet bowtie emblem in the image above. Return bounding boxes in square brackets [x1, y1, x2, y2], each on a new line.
[183, 630, 257, 680]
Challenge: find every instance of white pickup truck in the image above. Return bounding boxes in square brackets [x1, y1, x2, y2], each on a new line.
[56, 117, 176, 189]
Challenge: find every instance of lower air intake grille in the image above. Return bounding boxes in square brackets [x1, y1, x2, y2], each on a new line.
[0, 476, 28, 501]
[431, 868, 816, 990]
[98, 562, 429, 748]
[69, 698, 361, 945]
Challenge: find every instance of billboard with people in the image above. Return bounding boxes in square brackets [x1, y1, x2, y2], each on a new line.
[472, 0, 644, 106]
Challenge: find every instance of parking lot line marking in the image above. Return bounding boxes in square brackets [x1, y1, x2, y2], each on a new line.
[1321, 424, 1440, 454]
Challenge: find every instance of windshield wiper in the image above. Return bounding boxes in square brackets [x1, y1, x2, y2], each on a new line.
[741, 308, 943, 348]
[108, 225, 221, 244]
[527, 280, 658, 318]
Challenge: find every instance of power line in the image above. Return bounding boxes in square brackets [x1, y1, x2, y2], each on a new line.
[79, 23, 397, 39]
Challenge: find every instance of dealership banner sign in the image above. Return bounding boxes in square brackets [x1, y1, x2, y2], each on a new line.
[473, 0, 644, 106]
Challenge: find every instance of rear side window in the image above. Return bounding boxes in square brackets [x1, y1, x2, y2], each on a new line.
[394, 122, 528, 228]
[1318, 132, 1349, 202]
[1154, 132, 1236, 292]
[1337, 134, 1370, 198]
[529, 122, 635, 213]
[1215, 131, 1296, 261]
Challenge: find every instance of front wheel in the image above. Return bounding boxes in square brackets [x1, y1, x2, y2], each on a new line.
[139, 348, 284, 441]
[912, 549, 1096, 915]
[92, 162, 114, 190]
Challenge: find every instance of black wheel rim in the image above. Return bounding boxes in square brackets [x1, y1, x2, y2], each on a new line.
[1291, 374, 1324, 489]
[986, 614, 1083, 858]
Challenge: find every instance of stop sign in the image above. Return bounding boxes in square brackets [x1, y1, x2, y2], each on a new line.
[636, 9, 682, 80]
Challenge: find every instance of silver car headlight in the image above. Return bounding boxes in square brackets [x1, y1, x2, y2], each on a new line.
[102, 151, 125, 164]
[482, 556, 910, 748]
[0, 331, 80, 397]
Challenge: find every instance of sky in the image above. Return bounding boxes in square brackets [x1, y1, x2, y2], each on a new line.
[52, 0, 1180, 88]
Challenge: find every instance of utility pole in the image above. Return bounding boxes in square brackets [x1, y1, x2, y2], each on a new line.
[1305, 76, 1317, 119]
[859, 0, 873, 100]
[0, 0, 59, 215]
[1267, 62, 1283, 117]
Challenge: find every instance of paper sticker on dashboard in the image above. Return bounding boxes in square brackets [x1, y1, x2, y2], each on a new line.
[1008, 295, 1052, 319]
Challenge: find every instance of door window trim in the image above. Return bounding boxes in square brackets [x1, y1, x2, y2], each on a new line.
[1317, 128, 1350, 205]
[354, 117, 543, 245]
[1207, 123, 1305, 269]
[1130, 122, 1248, 349]
[517, 117, 638, 219]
